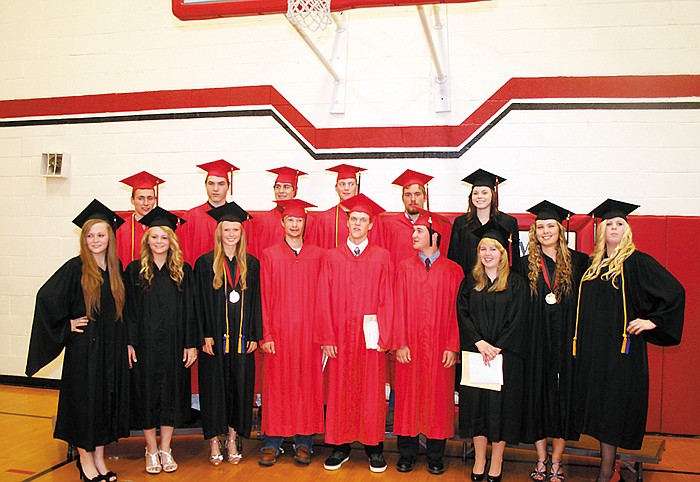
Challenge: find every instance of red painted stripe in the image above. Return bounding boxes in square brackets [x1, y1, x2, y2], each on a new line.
[7, 469, 36, 475]
[1, 75, 698, 149]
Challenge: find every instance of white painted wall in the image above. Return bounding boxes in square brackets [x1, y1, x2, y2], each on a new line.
[0, 0, 698, 377]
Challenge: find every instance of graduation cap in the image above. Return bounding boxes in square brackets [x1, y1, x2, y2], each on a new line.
[72, 199, 125, 231]
[472, 218, 514, 265]
[197, 159, 239, 195]
[276, 199, 316, 218]
[327, 164, 366, 193]
[138, 206, 186, 231]
[268, 166, 307, 188]
[462, 168, 505, 191]
[206, 201, 251, 224]
[391, 169, 433, 188]
[119, 171, 165, 204]
[589, 199, 639, 220]
[340, 193, 385, 218]
[414, 208, 439, 246]
[527, 200, 574, 223]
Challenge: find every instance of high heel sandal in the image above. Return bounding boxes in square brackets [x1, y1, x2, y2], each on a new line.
[530, 454, 550, 481]
[209, 438, 224, 466]
[76, 458, 101, 482]
[226, 433, 242, 464]
[159, 448, 178, 473]
[145, 448, 162, 474]
[99, 470, 118, 482]
[549, 461, 565, 481]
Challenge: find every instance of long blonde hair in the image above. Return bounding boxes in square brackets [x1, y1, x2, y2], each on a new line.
[79, 219, 125, 320]
[139, 226, 185, 289]
[526, 221, 574, 298]
[582, 218, 636, 288]
[472, 237, 510, 292]
[212, 221, 249, 291]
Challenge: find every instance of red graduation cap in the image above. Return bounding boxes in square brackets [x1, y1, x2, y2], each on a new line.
[267, 166, 307, 188]
[327, 164, 366, 193]
[276, 199, 316, 218]
[197, 159, 239, 195]
[340, 193, 385, 218]
[119, 171, 165, 205]
[391, 169, 433, 188]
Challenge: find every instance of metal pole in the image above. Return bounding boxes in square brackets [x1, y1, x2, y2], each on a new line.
[288, 19, 343, 83]
[416, 5, 446, 82]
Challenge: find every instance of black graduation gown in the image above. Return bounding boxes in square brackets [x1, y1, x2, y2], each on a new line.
[448, 211, 521, 277]
[573, 250, 684, 450]
[518, 249, 588, 443]
[456, 272, 527, 443]
[25, 257, 129, 451]
[194, 251, 263, 440]
[125, 260, 200, 429]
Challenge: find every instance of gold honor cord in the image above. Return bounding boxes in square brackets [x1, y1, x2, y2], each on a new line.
[572, 280, 584, 357]
[224, 287, 230, 354]
[334, 205, 339, 248]
[131, 214, 136, 262]
[238, 291, 245, 354]
[224, 261, 246, 355]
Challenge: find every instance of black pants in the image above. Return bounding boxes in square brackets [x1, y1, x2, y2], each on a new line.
[331, 442, 383, 456]
[397, 435, 446, 462]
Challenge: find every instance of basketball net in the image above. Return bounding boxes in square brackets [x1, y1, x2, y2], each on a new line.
[287, 0, 332, 32]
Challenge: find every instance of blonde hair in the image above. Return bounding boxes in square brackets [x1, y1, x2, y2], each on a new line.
[472, 237, 510, 292]
[212, 221, 249, 291]
[139, 226, 185, 288]
[526, 221, 574, 298]
[582, 218, 636, 288]
[79, 219, 125, 320]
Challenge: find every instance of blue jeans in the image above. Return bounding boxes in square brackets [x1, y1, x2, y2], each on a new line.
[262, 434, 314, 452]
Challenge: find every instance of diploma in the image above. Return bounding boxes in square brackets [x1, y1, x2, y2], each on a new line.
[460, 351, 503, 391]
[363, 314, 379, 349]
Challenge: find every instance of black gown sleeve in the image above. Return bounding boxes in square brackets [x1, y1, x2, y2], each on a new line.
[457, 276, 483, 348]
[494, 273, 528, 356]
[245, 254, 263, 343]
[182, 262, 201, 349]
[124, 260, 141, 347]
[194, 252, 216, 341]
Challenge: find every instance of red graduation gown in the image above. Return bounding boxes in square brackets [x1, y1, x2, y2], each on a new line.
[180, 202, 218, 267]
[392, 255, 463, 439]
[116, 211, 148, 266]
[246, 208, 285, 258]
[260, 241, 325, 437]
[315, 243, 394, 445]
[376, 212, 452, 268]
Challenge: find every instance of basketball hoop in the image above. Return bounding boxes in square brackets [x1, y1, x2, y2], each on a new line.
[287, 0, 332, 32]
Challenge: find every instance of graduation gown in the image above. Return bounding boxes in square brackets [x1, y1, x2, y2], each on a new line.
[315, 243, 394, 445]
[194, 251, 263, 439]
[306, 204, 379, 250]
[125, 260, 200, 429]
[377, 212, 452, 268]
[392, 255, 463, 440]
[573, 250, 685, 450]
[116, 212, 148, 266]
[456, 272, 527, 443]
[26, 257, 129, 451]
[260, 241, 325, 437]
[246, 207, 284, 258]
[180, 202, 218, 266]
[448, 212, 520, 276]
[518, 249, 588, 443]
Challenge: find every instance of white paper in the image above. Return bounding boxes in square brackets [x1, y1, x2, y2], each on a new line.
[363, 314, 379, 349]
[465, 351, 503, 384]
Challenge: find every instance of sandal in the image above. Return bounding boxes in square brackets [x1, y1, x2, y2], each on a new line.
[209, 438, 223, 466]
[226, 433, 242, 464]
[159, 448, 178, 473]
[530, 454, 549, 481]
[549, 461, 565, 482]
[145, 448, 162, 474]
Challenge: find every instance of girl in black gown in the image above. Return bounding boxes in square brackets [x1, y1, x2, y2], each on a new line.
[194, 201, 262, 465]
[26, 200, 129, 482]
[125, 207, 199, 474]
[573, 199, 685, 482]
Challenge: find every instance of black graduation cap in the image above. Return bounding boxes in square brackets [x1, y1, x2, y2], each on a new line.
[462, 168, 506, 190]
[206, 201, 251, 223]
[527, 200, 574, 223]
[138, 206, 186, 231]
[72, 199, 125, 230]
[589, 199, 639, 220]
[472, 218, 511, 249]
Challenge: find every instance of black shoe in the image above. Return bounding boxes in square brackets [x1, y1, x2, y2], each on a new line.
[396, 456, 415, 472]
[368, 452, 388, 473]
[486, 474, 501, 482]
[323, 450, 350, 470]
[471, 471, 485, 481]
[428, 460, 445, 475]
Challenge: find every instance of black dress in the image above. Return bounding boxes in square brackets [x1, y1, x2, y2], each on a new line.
[194, 251, 263, 440]
[26, 257, 130, 451]
[573, 250, 685, 450]
[125, 260, 200, 430]
[448, 212, 521, 277]
[518, 250, 589, 443]
[456, 272, 528, 443]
